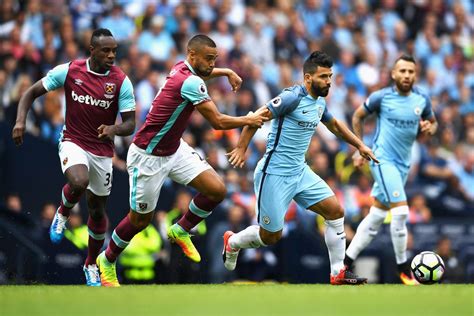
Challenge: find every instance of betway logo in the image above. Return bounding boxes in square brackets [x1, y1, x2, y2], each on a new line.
[71, 90, 112, 109]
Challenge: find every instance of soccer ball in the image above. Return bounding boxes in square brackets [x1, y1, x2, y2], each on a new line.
[411, 251, 445, 284]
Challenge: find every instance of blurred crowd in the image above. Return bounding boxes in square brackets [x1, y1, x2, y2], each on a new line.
[0, 0, 473, 284]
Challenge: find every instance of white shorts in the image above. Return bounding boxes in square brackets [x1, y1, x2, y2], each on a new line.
[58, 141, 113, 196]
[127, 140, 212, 213]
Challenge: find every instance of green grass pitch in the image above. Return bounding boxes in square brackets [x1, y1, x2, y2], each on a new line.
[0, 284, 472, 316]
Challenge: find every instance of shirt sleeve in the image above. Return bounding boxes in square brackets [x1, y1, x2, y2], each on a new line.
[421, 94, 434, 120]
[363, 90, 384, 114]
[181, 75, 211, 105]
[266, 88, 300, 117]
[321, 106, 334, 123]
[118, 76, 136, 112]
[42, 63, 69, 91]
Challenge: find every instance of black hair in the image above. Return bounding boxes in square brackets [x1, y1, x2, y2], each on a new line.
[90, 28, 114, 46]
[395, 54, 416, 65]
[187, 34, 216, 51]
[303, 51, 333, 75]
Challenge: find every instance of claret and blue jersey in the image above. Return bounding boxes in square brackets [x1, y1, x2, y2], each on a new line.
[133, 60, 211, 156]
[42, 59, 135, 157]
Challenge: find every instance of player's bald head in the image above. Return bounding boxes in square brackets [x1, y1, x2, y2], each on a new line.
[187, 35, 216, 53]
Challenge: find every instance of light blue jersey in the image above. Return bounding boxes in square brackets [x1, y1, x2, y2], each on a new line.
[257, 84, 333, 176]
[365, 86, 434, 206]
[254, 84, 335, 231]
[364, 86, 433, 167]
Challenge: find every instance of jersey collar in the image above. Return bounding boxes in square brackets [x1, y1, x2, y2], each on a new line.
[86, 58, 110, 76]
[392, 85, 414, 96]
[184, 60, 197, 75]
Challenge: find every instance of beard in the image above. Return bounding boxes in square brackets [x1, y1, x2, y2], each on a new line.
[311, 82, 330, 97]
[395, 80, 414, 93]
[196, 65, 213, 77]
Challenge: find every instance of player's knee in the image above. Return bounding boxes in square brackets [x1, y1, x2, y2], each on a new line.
[69, 177, 89, 193]
[130, 212, 152, 231]
[207, 182, 227, 202]
[327, 205, 344, 220]
[88, 208, 105, 221]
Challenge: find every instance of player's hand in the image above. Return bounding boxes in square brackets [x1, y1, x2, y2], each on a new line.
[246, 107, 272, 128]
[226, 70, 242, 92]
[246, 110, 264, 128]
[255, 106, 272, 121]
[97, 124, 116, 142]
[357, 144, 379, 164]
[226, 147, 247, 168]
[419, 120, 434, 135]
[352, 151, 367, 168]
[12, 122, 26, 146]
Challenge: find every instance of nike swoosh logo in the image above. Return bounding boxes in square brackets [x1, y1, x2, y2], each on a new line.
[302, 110, 310, 114]
[336, 232, 344, 235]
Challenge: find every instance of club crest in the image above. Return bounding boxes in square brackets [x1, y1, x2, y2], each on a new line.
[104, 82, 116, 95]
[262, 216, 271, 225]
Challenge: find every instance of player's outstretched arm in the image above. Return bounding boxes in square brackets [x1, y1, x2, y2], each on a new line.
[226, 126, 258, 168]
[97, 111, 136, 141]
[203, 68, 242, 92]
[196, 100, 271, 130]
[352, 106, 369, 140]
[351, 105, 371, 167]
[12, 80, 48, 146]
[227, 106, 273, 168]
[324, 117, 379, 164]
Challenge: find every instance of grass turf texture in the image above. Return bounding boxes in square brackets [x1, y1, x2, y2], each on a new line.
[0, 284, 472, 316]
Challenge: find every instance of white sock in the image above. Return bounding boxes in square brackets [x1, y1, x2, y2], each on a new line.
[346, 206, 387, 260]
[390, 205, 409, 264]
[324, 217, 346, 276]
[229, 225, 266, 249]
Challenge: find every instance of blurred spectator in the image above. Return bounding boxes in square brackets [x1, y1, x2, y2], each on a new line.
[98, 4, 135, 44]
[207, 204, 247, 283]
[163, 190, 207, 283]
[451, 147, 474, 203]
[137, 15, 176, 69]
[408, 193, 432, 224]
[436, 236, 465, 283]
[119, 220, 162, 284]
[64, 211, 88, 251]
[417, 138, 453, 199]
[37, 90, 64, 143]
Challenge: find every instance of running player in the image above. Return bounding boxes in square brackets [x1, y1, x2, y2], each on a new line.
[224, 51, 377, 285]
[345, 54, 437, 285]
[12, 29, 136, 286]
[96, 34, 270, 287]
